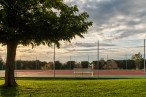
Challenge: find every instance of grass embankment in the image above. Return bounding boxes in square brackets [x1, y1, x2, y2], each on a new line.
[0, 79, 146, 96]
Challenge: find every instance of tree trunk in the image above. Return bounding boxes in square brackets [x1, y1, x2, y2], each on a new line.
[4, 42, 18, 87]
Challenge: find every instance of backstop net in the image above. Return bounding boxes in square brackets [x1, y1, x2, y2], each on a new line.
[0, 39, 146, 79]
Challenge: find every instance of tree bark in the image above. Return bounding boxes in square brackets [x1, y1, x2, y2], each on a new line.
[4, 42, 18, 87]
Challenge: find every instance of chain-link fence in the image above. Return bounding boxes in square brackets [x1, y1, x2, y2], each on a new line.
[0, 39, 145, 78]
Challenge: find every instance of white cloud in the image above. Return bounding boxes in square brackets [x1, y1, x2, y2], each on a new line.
[1, 0, 146, 62]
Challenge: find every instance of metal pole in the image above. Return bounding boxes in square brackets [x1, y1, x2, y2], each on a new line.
[97, 42, 98, 69]
[36, 56, 37, 70]
[126, 54, 127, 70]
[54, 44, 56, 78]
[88, 55, 89, 68]
[97, 41, 99, 78]
[15, 61, 17, 70]
[5, 47, 6, 64]
[107, 55, 108, 70]
[70, 56, 71, 69]
[98, 41, 99, 68]
[144, 39, 145, 77]
[20, 56, 21, 70]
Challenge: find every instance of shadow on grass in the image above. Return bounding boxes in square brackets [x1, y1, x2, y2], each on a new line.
[0, 87, 18, 97]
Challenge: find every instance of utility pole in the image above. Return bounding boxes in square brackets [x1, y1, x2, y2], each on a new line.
[54, 44, 56, 78]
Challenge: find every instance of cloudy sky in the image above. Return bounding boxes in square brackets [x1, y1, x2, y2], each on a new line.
[0, 0, 146, 63]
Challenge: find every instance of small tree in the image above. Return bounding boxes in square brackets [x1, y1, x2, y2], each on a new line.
[100, 58, 105, 69]
[0, 0, 92, 86]
[132, 52, 143, 70]
[67, 61, 75, 69]
[81, 61, 89, 68]
[55, 61, 62, 69]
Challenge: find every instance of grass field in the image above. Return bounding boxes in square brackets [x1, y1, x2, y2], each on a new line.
[0, 79, 146, 97]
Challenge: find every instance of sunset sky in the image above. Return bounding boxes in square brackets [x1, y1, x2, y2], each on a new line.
[0, 0, 146, 63]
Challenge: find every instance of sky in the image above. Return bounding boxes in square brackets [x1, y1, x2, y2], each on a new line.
[0, 0, 146, 63]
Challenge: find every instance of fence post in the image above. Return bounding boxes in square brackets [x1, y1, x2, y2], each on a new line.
[54, 44, 56, 78]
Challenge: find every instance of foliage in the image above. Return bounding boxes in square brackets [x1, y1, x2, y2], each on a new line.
[1, 79, 146, 96]
[15, 60, 47, 70]
[66, 61, 75, 69]
[0, 0, 92, 86]
[132, 52, 142, 60]
[81, 61, 89, 68]
[55, 61, 63, 69]
[92, 61, 102, 69]
[92, 59, 143, 70]
[115, 60, 135, 69]
[0, 0, 92, 47]
[100, 58, 105, 66]
[12, 59, 145, 70]
[132, 52, 143, 69]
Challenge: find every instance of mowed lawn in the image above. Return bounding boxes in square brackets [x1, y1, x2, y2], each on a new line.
[0, 79, 146, 97]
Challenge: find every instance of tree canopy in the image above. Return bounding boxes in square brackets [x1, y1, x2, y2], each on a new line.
[132, 52, 142, 60]
[0, 0, 92, 47]
[0, 0, 92, 87]
[132, 52, 143, 69]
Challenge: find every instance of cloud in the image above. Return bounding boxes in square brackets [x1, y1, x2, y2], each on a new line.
[1, 0, 146, 62]
[74, 43, 116, 47]
[68, 48, 106, 52]
[65, 0, 146, 40]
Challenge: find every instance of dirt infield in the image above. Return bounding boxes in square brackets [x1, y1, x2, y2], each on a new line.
[0, 70, 145, 76]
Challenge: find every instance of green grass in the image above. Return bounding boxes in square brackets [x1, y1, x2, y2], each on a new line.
[1, 79, 146, 96]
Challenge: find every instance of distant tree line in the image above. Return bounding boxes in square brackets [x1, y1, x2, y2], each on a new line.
[0, 52, 145, 70]
[15, 60, 47, 70]
[0, 59, 144, 70]
[0, 59, 145, 70]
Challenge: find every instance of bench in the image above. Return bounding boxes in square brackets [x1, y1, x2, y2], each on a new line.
[74, 68, 93, 76]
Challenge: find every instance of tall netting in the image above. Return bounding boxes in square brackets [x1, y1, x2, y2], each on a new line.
[94, 39, 146, 78]
[0, 39, 146, 78]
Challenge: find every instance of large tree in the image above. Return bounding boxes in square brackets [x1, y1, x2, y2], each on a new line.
[0, 0, 92, 87]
